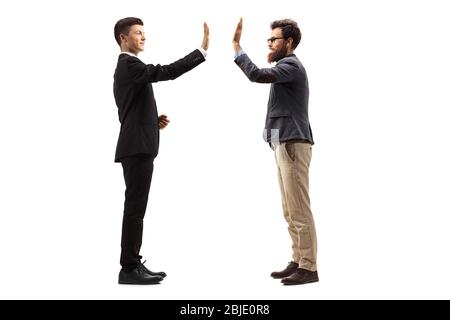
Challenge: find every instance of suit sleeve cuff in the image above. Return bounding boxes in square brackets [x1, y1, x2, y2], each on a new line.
[234, 49, 244, 60]
[198, 47, 207, 58]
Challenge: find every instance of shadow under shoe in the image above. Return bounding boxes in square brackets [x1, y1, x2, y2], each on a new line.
[281, 268, 319, 285]
[271, 262, 299, 279]
[119, 264, 163, 285]
[139, 260, 167, 278]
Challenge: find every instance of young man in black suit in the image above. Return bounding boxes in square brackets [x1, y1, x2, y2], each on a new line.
[113, 17, 209, 285]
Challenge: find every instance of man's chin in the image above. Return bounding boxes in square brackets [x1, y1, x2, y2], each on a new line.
[267, 53, 279, 63]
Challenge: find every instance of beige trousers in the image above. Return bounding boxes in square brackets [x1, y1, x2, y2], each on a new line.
[275, 141, 318, 271]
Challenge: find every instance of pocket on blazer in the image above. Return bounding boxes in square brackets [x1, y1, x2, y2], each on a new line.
[269, 110, 290, 118]
[140, 117, 159, 125]
[140, 112, 159, 125]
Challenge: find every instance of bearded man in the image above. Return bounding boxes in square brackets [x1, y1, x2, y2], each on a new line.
[233, 18, 318, 285]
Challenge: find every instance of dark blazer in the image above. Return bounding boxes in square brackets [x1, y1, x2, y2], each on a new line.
[114, 50, 205, 162]
[235, 53, 314, 146]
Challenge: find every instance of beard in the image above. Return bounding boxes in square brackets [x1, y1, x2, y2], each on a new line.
[267, 44, 288, 63]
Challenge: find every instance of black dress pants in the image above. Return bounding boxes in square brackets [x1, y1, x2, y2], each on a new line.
[120, 154, 154, 270]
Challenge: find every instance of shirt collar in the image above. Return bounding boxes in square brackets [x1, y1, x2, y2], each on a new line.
[120, 51, 138, 57]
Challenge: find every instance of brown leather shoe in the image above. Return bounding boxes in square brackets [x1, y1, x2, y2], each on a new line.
[281, 268, 319, 285]
[271, 262, 299, 279]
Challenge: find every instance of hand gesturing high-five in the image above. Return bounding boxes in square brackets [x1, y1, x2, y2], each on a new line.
[232, 17, 243, 53]
[201, 22, 210, 51]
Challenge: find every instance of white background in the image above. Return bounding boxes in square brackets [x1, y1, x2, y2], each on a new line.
[0, 0, 450, 299]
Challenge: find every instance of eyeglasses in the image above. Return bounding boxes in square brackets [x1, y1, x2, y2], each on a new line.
[267, 37, 285, 44]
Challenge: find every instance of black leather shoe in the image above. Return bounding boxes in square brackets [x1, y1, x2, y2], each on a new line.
[271, 261, 299, 279]
[118, 264, 163, 285]
[139, 260, 167, 278]
[281, 268, 319, 285]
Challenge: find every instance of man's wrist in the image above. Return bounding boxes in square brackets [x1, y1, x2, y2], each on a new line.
[234, 48, 244, 59]
[198, 47, 207, 58]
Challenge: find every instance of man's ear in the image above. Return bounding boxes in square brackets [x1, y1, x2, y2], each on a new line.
[287, 37, 294, 49]
[120, 33, 127, 45]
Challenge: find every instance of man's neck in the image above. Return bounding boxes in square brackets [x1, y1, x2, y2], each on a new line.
[120, 49, 138, 57]
[121, 50, 137, 58]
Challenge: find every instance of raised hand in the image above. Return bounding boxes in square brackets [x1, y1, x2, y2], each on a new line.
[201, 22, 209, 51]
[232, 17, 243, 53]
[158, 114, 170, 130]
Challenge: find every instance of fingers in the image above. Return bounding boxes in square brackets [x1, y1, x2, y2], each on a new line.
[233, 17, 243, 43]
[202, 21, 210, 51]
[159, 121, 169, 129]
[158, 114, 170, 129]
[236, 17, 243, 32]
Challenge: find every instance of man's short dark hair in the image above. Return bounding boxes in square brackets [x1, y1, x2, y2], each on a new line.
[114, 17, 144, 46]
[271, 19, 301, 49]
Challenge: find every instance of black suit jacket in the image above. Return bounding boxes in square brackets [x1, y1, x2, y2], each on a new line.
[113, 50, 205, 162]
